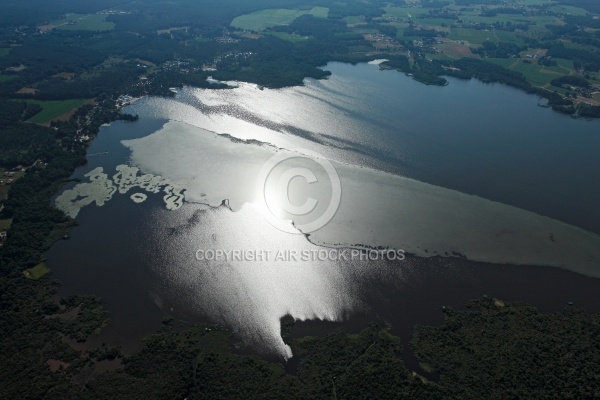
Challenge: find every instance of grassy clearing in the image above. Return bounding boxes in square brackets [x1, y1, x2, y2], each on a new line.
[43, 220, 77, 248]
[48, 13, 83, 25]
[548, 5, 589, 16]
[460, 12, 561, 27]
[384, 6, 455, 26]
[0, 219, 12, 230]
[0, 170, 25, 200]
[26, 99, 86, 124]
[231, 7, 328, 31]
[23, 262, 51, 280]
[487, 58, 518, 68]
[555, 58, 574, 70]
[53, 13, 115, 31]
[449, 28, 524, 45]
[384, 6, 431, 19]
[0, 74, 16, 83]
[343, 15, 365, 24]
[486, 56, 574, 87]
[417, 18, 456, 27]
[429, 52, 458, 61]
[562, 40, 598, 52]
[521, 0, 554, 4]
[449, 28, 496, 44]
[419, 362, 435, 374]
[510, 62, 563, 86]
[267, 31, 311, 42]
[0, 48, 10, 56]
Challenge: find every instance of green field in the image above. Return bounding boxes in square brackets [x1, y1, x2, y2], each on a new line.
[23, 262, 50, 280]
[26, 99, 86, 124]
[521, 0, 555, 4]
[267, 31, 311, 42]
[417, 17, 456, 27]
[53, 13, 115, 31]
[562, 40, 599, 52]
[448, 27, 524, 45]
[428, 52, 457, 61]
[384, 6, 431, 20]
[486, 58, 516, 68]
[0, 219, 11, 231]
[486, 57, 572, 87]
[231, 7, 328, 31]
[460, 12, 561, 27]
[0, 74, 16, 83]
[449, 28, 495, 44]
[548, 5, 589, 16]
[343, 15, 365, 24]
[0, 48, 10, 56]
[510, 62, 565, 86]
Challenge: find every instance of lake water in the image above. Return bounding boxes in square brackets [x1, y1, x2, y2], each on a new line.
[46, 62, 600, 362]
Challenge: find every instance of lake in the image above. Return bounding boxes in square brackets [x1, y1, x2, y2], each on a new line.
[46, 61, 600, 362]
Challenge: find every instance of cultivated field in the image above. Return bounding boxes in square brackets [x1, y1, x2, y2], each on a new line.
[231, 7, 328, 31]
[26, 99, 86, 124]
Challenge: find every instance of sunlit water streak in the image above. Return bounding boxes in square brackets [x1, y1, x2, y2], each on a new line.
[119, 121, 600, 275]
[147, 203, 374, 358]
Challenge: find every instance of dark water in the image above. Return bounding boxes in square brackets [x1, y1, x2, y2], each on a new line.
[48, 118, 169, 350]
[46, 62, 600, 360]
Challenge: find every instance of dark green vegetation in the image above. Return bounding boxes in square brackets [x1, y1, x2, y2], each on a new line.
[0, 0, 597, 111]
[3, 289, 599, 399]
[1, 0, 600, 398]
[414, 298, 600, 399]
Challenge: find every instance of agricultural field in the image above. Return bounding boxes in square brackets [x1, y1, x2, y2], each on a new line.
[266, 31, 311, 42]
[459, 12, 561, 27]
[448, 28, 524, 45]
[384, 6, 431, 20]
[230, 6, 328, 31]
[45, 13, 115, 31]
[548, 5, 589, 16]
[520, 0, 555, 4]
[485, 56, 574, 87]
[362, 0, 598, 97]
[343, 15, 365, 25]
[0, 48, 10, 56]
[26, 99, 86, 124]
[510, 61, 565, 86]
